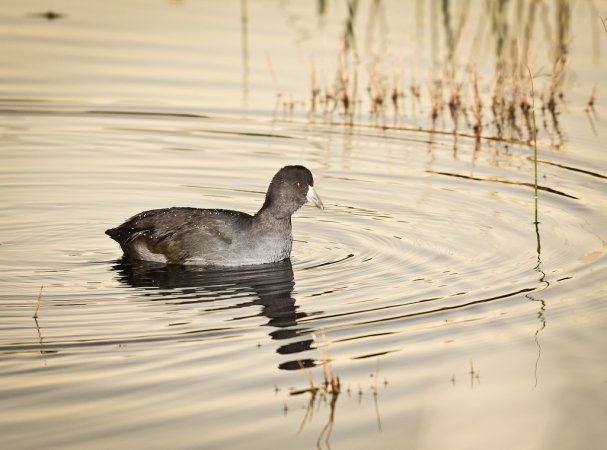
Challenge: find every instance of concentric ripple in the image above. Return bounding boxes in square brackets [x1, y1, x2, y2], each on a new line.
[2, 107, 604, 372]
[0, 99, 606, 450]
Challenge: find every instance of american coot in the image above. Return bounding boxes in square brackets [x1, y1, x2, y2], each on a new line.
[106, 165, 324, 266]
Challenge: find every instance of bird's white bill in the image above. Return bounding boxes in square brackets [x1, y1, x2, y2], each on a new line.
[306, 185, 324, 210]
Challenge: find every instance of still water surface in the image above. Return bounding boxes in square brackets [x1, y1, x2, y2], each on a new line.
[1, 1, 606, 449]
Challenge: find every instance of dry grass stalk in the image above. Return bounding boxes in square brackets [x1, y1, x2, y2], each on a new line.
[366, 59, 388, 123]
[33, 285, 43, 319]
[585, 84, 598, 135]
[309, 58, 319, 115]
[297, 359, 318, 393]
[490, 69, 504, 140]
[301, 51, 576, 148]
[409, 81, 421, 116]
[339, 44, 351, 116]
[291, 334, 342, 444]
[390, 63, 402, 118]
[471, 71, 482, 142]
[545, 55, 566, 140]
[448, 82, 462, 134]
[586, 84, 597, 111]
[427, 79, 444, 132]
[317, 334, 340, 394]
[520, 89, 533, 144]
[506, 79, 522, 141]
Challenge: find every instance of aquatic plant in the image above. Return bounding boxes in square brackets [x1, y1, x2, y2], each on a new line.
[281, 336, 388, 447]
[272, 0, 595, 150]
[528, 66, 539, 225]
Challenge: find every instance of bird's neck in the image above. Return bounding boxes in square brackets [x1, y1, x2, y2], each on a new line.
[254, 204, 293, 227]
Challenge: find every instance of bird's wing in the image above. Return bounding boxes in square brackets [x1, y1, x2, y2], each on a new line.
[107, 207, 253, 263]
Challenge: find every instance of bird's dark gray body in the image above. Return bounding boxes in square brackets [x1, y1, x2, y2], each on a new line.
[106, 166, 323, 266]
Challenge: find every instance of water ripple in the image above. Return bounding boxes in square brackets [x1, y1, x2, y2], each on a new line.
[1, 106, 605, 374]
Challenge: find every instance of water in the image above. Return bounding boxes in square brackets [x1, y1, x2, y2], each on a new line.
[1, 1, 607, 449]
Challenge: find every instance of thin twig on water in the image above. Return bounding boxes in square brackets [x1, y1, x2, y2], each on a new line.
[33, 285, 44, 319]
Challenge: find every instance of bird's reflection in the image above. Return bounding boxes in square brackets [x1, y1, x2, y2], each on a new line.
[110, 258, 316, 369]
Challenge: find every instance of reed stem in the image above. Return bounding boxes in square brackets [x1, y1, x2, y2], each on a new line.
[527, 67, 538, 224]
[33, 285, 43, 319]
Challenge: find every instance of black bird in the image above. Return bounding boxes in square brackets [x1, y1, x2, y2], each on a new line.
[106, 165, 324, 266]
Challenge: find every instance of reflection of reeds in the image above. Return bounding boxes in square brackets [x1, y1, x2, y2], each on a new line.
[293, 334, 340, 397]
[292, 335, 340, 448]
[545, 55, 566, 142]
[285, 352, 388, 448]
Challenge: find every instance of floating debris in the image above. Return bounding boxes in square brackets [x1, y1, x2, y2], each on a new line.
[29, 11, 67, 21]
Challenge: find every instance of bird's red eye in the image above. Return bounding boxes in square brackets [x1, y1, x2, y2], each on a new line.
[294, 181, 301, 188]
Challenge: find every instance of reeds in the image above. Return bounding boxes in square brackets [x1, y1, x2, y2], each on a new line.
[285, 347, 388, 447]
[470, 71, 483, 144]
[290, 334, 340, 448]
[297, 41, 577, 150]
[273, 1, 586, 151]
[292, 334, 340, 397]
